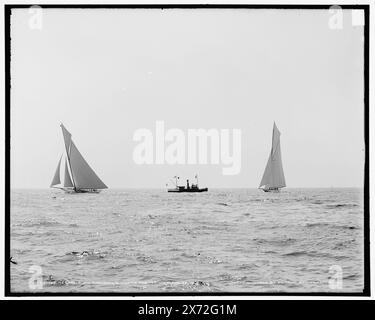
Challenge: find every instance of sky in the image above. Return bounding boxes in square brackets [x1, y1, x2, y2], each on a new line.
[10, 8, 365, 188]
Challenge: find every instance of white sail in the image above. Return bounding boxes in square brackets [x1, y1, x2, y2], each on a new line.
[63, 158, 74, 188]
[51, 124, 107, 191]
[69, 141, 107, 189]
[60, 124, 72, 157]
[50, 155, 62, 187]
[259, 122, 286, 189]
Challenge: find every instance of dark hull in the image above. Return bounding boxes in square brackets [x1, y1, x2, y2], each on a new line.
[168, 188, 208, 193]
[262, 188, 280, 193]
[63, 188, 101, 194]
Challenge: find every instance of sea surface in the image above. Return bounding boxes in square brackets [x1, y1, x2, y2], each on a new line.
[10, 188, 364, 293]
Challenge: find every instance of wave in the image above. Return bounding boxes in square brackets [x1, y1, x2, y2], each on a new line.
[11, 230, 56, 237]
[136, 254, 156, 264]
[12, 220, 79, 228]
[43, 275, 69, 287]
[343, 274, 360, 280]
[192, 280, 210, 287]
[236, 263, 259, 270]
[305, 222, 358, 230]
[42, 275, 81, 287]
[310, 200, 324, 205]
[212, 209, 227, 214]
[325, 203, 359, 209]
[336, 225, 358, 230]
[181, 252, 198, 259]
[63, 250, 107, 260]
[253, 238, 296, 246]
[160, 280, 214, 291]
[197, 254, 223, 264]
[282, 251, 308, 257]
[218, 273, 247, 282]
[12, 220, 62, 227]
[217, 202, 229, 206]
[282, 250, 348, 260]
[68, 223, 79, 227]
[305, 222, 331, 228]
[333, 239, 356, 250]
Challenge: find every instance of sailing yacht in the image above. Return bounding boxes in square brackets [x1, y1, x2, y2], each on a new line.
[259, 122, 286, 192]
[50, 124, 108, 193]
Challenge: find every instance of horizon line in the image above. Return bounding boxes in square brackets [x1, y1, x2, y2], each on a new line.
[10, 186, 364, 190]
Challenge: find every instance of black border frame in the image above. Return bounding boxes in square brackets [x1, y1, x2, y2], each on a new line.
[4, 3, 370, 297]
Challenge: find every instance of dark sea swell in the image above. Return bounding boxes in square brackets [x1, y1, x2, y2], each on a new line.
[10, 188, 364, 293]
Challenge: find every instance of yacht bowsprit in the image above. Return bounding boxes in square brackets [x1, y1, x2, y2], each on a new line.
[50, 124, 108, 193]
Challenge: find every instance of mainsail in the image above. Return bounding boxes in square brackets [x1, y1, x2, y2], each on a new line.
[259, 122, 286, 189]
[50, 124, 107, 191]
[69, 141, 107, 189]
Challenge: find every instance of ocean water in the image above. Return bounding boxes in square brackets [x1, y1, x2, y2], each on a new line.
[10, 188, 364, 293]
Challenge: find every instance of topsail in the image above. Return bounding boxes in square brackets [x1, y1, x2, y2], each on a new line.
[259, 122, 286, 191]
[50, 124, 107, 193]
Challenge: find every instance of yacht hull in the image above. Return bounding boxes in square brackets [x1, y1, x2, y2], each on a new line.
[63, 188, 101, 194]
[262, 188, 280, 193]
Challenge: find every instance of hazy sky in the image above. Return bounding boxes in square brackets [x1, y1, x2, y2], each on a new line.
[11, 8, 364, 188]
